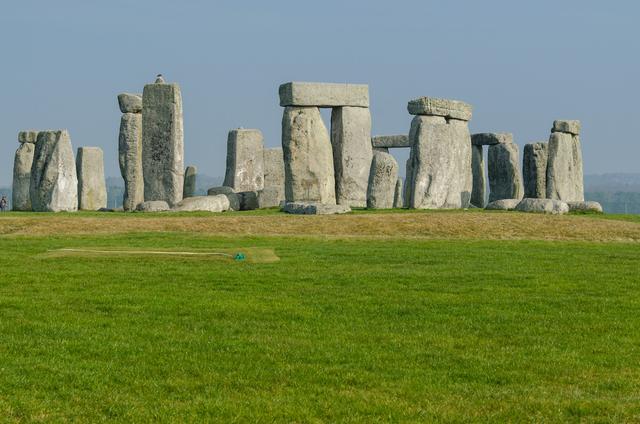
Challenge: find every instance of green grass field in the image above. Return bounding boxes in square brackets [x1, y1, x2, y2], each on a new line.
[1, 211, 639, 422]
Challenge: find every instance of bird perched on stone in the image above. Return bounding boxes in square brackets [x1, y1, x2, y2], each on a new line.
[155, 74, 165, 83]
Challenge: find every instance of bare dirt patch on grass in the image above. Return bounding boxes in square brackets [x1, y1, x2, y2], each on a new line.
[1, 211, 639, 242]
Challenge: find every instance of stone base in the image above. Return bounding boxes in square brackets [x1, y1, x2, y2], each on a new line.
[485, 199, 521, 211]
[567, 201, 603, 213]
[515, 198, 569, 215]
[283, 202, 351, 215]
[136, 200, 170, 212]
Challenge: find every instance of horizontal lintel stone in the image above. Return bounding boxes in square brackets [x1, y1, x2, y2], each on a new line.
[407, 97, 472, 121]
[279, 82, 369, 107]
[18, 130, 39, 143]
[371, 135, 410, 148]
[471, 132, 513, 146]
[552, 120, 580, 135]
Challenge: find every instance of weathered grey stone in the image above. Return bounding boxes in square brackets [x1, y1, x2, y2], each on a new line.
[117, 93, 143, 114]
[515, 198, 569, 214]
[373, 147, 389, 153]
[282, 106, 336, 204]
[283, 202, 351, 215]
[485, 198, 521, 211]
[488, 142, 523, 202]
[470, 144, 486, 208]
[261, 148, 285, 208]
[183, 165, 197, 198]
[367, 151, 398, 209]
[331, 106, 372, 207]
[404, 157, 412, 208]
[546, 132, 584, 201]
[172, 195, 230, 212]
[223, 129, 264, 192]
[393, 178, 404, 208]
[279, 82, 369, 107]
[30, 130, 78, 212]
[18, 130, 39, 144]
[119, 113, 144, 211]
[12, 142, 35, 210]
[523, 142, 548, 198]
[407, 97, 472, 121]
[136, 200, 170, 212]
[552, 120, 580, 135]
[471, 132, 513, 146]
[238, 191, 259, 211]
[567, 201, 603, 213]
[408, 116, 472, 209]
[371, 135, 410, 149]
[207, 186, 240, 211]
[76, 147, 107, 210]
[142, 81, 184, 206]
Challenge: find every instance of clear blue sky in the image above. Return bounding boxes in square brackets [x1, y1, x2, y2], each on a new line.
[1, 0, 638, 185]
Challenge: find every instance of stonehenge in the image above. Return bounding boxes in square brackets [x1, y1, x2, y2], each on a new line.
[142, 79, 184, 207]
[546, 120, 584, 202]
[118, 93, 144, 211]
[224, 129, 265, 192]
[30, 130, 78, 212]
[487, 139, 523, 202]
[407, 97, 473, 209]
[173, 195, 229, 212]
[523, 142, 548, 198]
[183, 165, 197, 198]
[76, 147, 107, 210]
[12, 131, 37, 211]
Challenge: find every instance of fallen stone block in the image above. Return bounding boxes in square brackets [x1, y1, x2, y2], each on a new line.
[117, 93, 142, 113]
[471, 133, 513, 146]
[172, 195, 230, 212]
[567, 201, 603, 213]
[407, 97, 472, 121]
[515, 198, 569, 214]
[331, 106, 372, 207]
[76, 146, 107, 210]
[279, 82, 369, 107]
[207, 186, 240, 211]
[283, 202, 351, 215]
[142, 80, 184, 206]
[224, 129, 264, 192]
[238, 191, 259, 211]
[12, 142, 35, 211]
[282, 106, 336, 204]
[523, 142, 548, 198]
[488, 141, 523, 202]
[136, 200, 170, 212]
[18, 130, 39, 144]
[30, 130, 78, 212]
[371, 135, 410, 149]
[367, 151, 398, 209]
[552, 120, 580, 135]
[485, 199, 521, 211]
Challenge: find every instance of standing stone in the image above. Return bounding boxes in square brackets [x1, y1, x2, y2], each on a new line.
[408, 115, 472, 209]
[403, 158, 413, 208]
[330, 106, 372, 207]
[393, 178, 404, 208]
[260, 148, 285, 208]
[76, 147, 107, 210]
[119, 111, 144, 211]
[523, 142, 548, 198]
[546, 123, 584, 202]
[142, 80, 184, 206]
[183, 165, 197, 198]
[223, 129, 264, 192]
[470, 144, 486, 207]
[12, 133, 37, 211]
[30, 130, 78, 212]
[282, 106, 336, 204]
[488, 141, 524, 202]
[367, 151, 398, 209]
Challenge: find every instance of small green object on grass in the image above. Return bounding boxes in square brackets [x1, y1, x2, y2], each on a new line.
[234, 252, 246, 261]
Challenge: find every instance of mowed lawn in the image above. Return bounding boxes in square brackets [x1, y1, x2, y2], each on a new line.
[0, 212, 639, 422]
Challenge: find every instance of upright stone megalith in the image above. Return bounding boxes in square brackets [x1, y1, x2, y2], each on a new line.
[76, 147, 107, 210]
[118, 93, 144, 211]
[260, 148, 285, 208]
[523, 142, 548, 198]
[330, 106, 372, 207]
[487, 135, 523, 202]
[546, 120, 584, 201]
[393, 178, 404, 208]
[142, 79, 184, 206]
[470, 144, 485, 208]
[282, 106, 336, 204]
[30, 130, 78, 212]
[367, 151, 398, 209]
[183, 165, 197, 198]
[407, 97, 473, 209]
[223, 129, 264, 192]
[12, 131, 37, 211]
